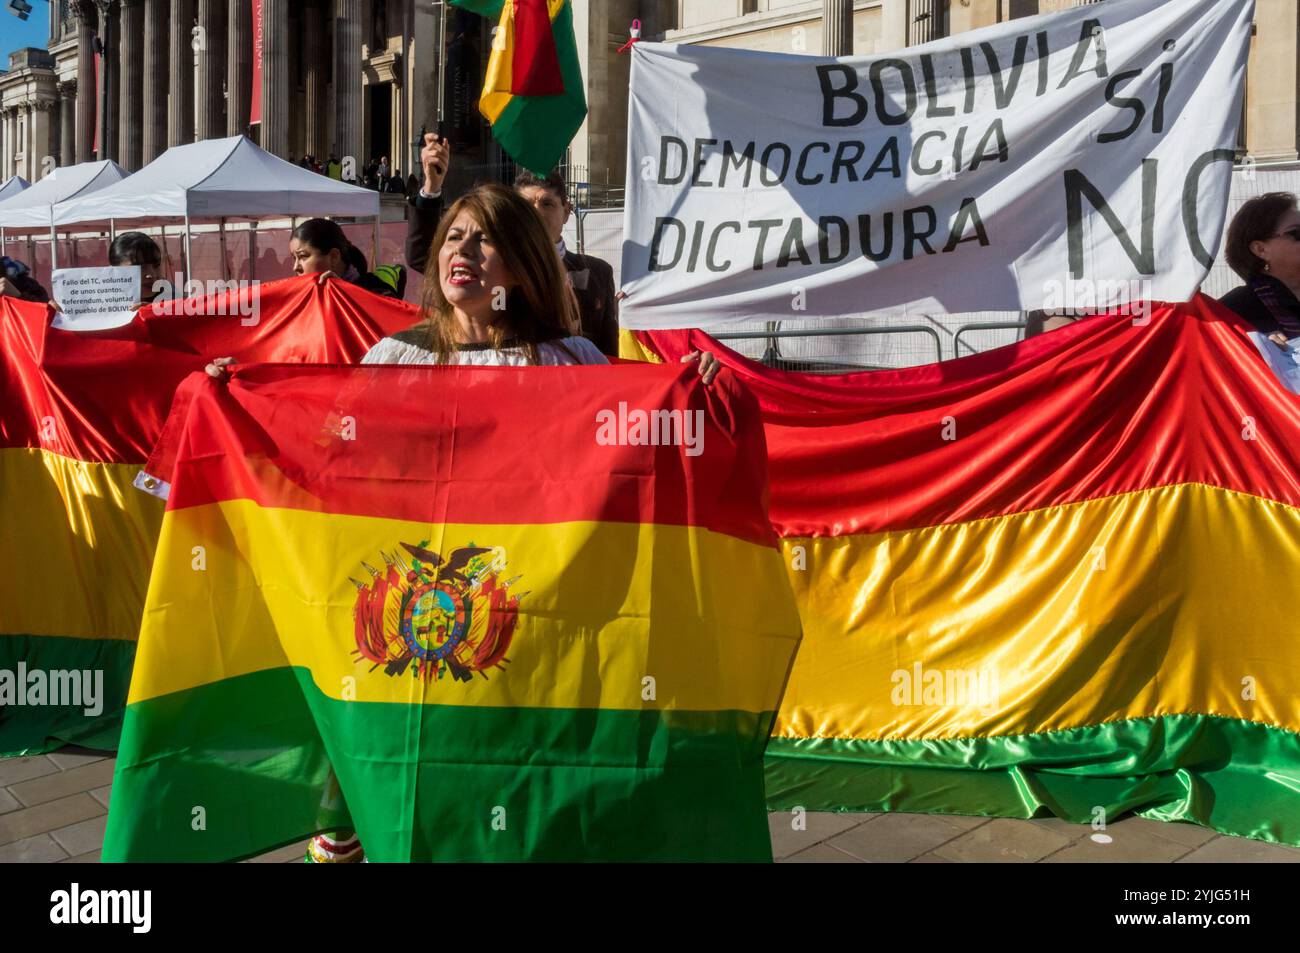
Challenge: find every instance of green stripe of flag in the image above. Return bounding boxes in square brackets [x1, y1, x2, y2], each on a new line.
[104, 667, 776, 862]
[765, 715, 1300, 846]
[0, 635, 135, 756]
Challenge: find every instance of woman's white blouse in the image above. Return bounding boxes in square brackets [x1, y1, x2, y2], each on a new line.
[361, 334, 608, 367]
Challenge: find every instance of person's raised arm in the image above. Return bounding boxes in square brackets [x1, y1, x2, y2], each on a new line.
[405, 132, 451, 275]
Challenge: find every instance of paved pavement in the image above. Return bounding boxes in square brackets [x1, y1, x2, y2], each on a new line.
[3, 746, 1299, 863]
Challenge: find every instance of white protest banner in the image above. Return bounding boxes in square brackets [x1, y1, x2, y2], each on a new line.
[619, 0, 1253, 330]
[51, 266, 142, 330]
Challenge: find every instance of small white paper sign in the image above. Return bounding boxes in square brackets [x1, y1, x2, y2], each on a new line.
[50, 266, 142, 330]
[1249, 332, 1300, 395]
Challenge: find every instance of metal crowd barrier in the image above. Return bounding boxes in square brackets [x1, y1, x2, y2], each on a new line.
[952, 320, 1029, 359]
[707, 318, 1028, 371]
[711, 324, 944, 372]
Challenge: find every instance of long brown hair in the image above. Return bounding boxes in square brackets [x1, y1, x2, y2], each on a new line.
[408, 183, 579, 364]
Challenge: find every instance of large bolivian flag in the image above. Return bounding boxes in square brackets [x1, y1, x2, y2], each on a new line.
[455, 0, 587, 175]
[103, 362, 801, 862]
[626, 294, 1300, 846]
[0, 279, 414, 755]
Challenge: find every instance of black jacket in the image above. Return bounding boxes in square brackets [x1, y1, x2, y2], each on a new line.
[404, 192, 620, 357]
[1220, 284, 1291, 336]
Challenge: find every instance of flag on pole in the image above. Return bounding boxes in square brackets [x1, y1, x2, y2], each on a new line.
[452, 0, 588, 175]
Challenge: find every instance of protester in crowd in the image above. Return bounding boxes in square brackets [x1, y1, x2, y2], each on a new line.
[208, 183, 716, 863]
[327, 155, 342, 180]
[386, 170, 406, 195]
[364, 183, 604, 367]
[405, 173, 420, 202]
[0, 255, 50, 304]
[378, 156, 390, 181]
[1220, 191, 1300, 348]
[403, 141, 619, 355]
[288, 217, 407, 299]
[108, 231, 167, 306]
[515, 169, 619, 357]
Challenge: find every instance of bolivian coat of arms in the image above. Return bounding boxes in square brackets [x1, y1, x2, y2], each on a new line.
[350, 541, 523, 683]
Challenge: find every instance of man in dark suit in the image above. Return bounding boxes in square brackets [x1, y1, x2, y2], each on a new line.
[404, 136, 620, 356]
[513, 170, 619, 357]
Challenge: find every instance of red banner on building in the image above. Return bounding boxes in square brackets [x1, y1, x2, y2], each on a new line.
[250, 0, 264, 125]
[92, 49, 100, 153]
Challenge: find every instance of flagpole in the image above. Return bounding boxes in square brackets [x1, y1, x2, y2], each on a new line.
[436, 2, 447, 129]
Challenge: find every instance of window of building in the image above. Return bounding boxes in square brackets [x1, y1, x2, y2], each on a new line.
[909, 0, 949, 46]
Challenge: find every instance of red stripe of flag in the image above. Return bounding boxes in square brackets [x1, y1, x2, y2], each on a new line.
[511, 0, 565, 96]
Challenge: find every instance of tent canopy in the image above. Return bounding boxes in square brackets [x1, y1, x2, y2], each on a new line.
[52, 136, 381, 228]
[0, 161, 127, 231]
[0, 175, 30, 204]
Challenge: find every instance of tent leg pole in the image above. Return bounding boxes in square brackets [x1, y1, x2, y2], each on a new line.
[249, 221, 256, 281]
[373, 216, 380, 270]
[219, 218, 229, 282]
[50, 223, 58, 270]
[183, 213, 192, 288]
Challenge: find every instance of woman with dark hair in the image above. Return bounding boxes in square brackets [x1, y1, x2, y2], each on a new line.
[289, 217, 406, 299]
[109, 231, 166, 305]
[1219, 191, 1300, 347]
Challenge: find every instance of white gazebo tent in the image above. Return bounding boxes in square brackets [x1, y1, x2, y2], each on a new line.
[0, 175, 29, 202]
[51, 136, 381, 282]
[0, 161, 128, 266]
[0, 175, 31, 254]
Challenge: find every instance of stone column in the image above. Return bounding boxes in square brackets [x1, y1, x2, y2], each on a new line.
[60, 84, 77, 167]
[75, 2, 96, 162]
[31, 103, 54, 181]
[194, 0, 227, 140]
[822, 0, 853, 55]
[95, 0, 118, 162]
[227, 0, 251, 136]
[118, 0, 144, 169]
[303, 0, 328, 160]
[168, 0, 195, 145]
[333, 0, 362, 172]
[140, 0, 169, 163]
[2, 109, 12, 180]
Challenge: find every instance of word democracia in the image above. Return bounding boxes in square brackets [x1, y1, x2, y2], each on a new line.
[655, 120, 1008, 190]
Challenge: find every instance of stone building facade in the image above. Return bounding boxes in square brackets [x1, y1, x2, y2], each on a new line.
[1, 0, 462, 183]
[1, 1, 1293, 193]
